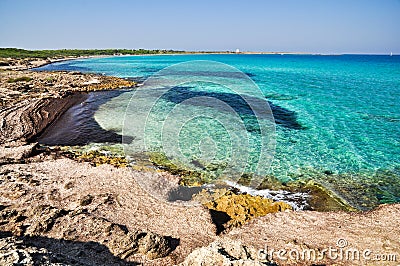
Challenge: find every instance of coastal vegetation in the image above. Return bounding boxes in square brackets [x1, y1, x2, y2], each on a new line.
[0, 48, 185, 59]
[7, 76, 32, 83]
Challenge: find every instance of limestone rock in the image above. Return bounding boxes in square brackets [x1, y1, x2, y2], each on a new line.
[0, 142, 39, 164]
[108, 230, 172, 260]
[0, 236, 63, 266]
[25, 205, 68, 236]
[0, 202, 173, 261]
[180, 240, 266, 266]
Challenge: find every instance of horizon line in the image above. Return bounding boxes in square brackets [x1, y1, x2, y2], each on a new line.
[0, 47, 398, 56]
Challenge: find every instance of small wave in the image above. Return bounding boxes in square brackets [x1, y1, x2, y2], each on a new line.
[225, 180, 309, 211]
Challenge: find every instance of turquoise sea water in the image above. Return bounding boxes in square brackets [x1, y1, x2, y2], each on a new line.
[37, 54, 400, 209]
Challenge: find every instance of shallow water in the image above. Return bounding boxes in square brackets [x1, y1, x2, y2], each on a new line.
[36, 54, 400, 209]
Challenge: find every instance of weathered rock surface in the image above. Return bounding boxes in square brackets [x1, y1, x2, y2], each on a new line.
[0, 203, 172, 261]
[224, 204, 400, 265]
[0, 69, 135, 107]
[0, 95, 86, 144]
[2, 155, 400, 265]
[0, 235, 64, 266]
[0, 142, 39, 165]
[0, 233, 139, 265]
[0, 157, 217, 265]
[0, 67, 135, 145]
[180, 240, 264, 266]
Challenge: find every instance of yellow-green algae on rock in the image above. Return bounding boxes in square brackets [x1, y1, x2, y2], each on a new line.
[58, 146, 128, 168]
[148, 152, 212, 186]
[254, 173, 358, 212]
[201, 190, 292, 228]
[148, 152, 357, 212]
[57, 147, 358, 212]
[76, 150, 128, 167]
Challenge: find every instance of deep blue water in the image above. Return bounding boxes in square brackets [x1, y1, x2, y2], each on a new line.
[36, 54, 400, 209]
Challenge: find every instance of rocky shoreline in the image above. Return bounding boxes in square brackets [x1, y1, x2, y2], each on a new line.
[1, 57, 399, 265]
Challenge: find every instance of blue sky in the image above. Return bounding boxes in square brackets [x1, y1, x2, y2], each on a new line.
[0, 0, 399, 54]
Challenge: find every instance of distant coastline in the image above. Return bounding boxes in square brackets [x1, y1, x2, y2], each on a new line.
[2, 48, 397, 63]
[0, 47, 339, 59]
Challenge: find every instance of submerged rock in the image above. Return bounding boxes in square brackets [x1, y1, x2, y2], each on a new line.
[148, 152, 208, 186]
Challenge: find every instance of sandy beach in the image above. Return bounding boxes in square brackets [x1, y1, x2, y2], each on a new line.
[1, 57, 399, 265]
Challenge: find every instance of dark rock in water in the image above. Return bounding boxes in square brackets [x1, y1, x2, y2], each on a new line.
[256, 174, 286, 190]
[324, 170, 333, 175]
[160, 86, 304, 130]
[268, 101, 305, 130]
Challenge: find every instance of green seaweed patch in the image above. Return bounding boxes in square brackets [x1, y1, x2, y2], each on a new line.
[96, 144, 125, 156]
[7, 76, 33, 83]
[76, 150, 128, 167]
[58, 147, 128, 168]
[293, 180, 358, 212]
[248, 173, 357, 212]
[265, 92, 298, 101]
[300, 169, 400, 211]
[236, 173, 253, 187]
[148, 152, 211, 186]
[256, 174, 288, 190]
[60, 144, 126, 157]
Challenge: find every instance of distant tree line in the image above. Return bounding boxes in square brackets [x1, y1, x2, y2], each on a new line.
[0, 48, 186, 58]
